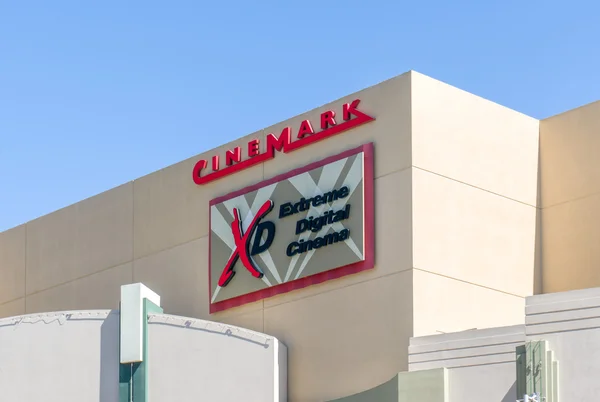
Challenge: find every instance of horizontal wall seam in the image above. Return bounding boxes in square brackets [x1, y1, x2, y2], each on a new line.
[413, 267, 527, 299]
[526, 325, 600, 336]
[262, 269, 413, 310]
[23, 234, 410, 308]
[408, 351, 515, 364]
[0, 297, 25, 307]
[409, 340, 524, 355]
[526, 304, 600, 316]
[209, 301, 264, 321]
[410, 359, 515, 370]
[130, 164, 412, 261]
[133, 235, 209, 269]
[542, 189, 600, 210]
[526, 315, 600, 326]
[373, 164, 412, 181]
[412, 165, 538, 208]
[24, 260, 133, 298]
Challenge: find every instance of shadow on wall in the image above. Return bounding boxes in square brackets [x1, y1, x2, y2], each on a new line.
[503, 381, 517, 402]
[327, 374, 398, 402]
[99, 310, 120, 402]
[327, 371, 519, 401]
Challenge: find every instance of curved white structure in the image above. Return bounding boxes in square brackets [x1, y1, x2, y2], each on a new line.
[0, 309, 286, 402]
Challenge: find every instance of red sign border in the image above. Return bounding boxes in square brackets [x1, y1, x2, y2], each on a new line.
[208, 142, 375, 313]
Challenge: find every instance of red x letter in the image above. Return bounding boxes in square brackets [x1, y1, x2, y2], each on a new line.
[218, 200, 274, 287]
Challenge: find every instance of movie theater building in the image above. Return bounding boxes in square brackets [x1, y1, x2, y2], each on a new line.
[2, 70, 600, 401]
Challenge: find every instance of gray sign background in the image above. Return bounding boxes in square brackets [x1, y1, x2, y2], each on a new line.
[209, 151, 366, 305]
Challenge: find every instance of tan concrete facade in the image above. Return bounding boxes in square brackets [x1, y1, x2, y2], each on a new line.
[540, 100, 600, 293]
[411, 73, 540, 336]
[0, 70, 596, 401]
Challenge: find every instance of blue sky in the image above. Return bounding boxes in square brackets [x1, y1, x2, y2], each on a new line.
[1, 0, 599, 232]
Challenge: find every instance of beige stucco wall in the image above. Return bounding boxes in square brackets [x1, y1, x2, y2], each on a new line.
[540, 101, 600, 293]
[0, 71, 547, 401]
[0, 224, 26, 313]
[411, 72, 540, 336]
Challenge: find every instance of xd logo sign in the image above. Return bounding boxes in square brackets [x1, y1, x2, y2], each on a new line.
[217, 200, 276, 287]
[208, 143, 372, 313]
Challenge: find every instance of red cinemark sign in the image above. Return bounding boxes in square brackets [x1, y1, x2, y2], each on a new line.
[192, 99, 374, 185]
[217, 200, 274, 287]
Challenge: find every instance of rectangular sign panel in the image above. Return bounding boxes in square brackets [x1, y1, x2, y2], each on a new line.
[209, 143, 374, 312]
